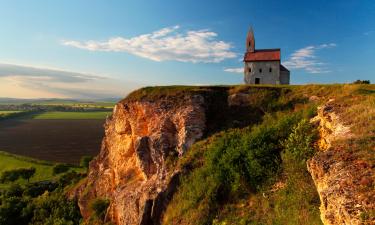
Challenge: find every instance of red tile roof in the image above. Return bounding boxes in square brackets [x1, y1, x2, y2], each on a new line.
[244, 49, 280, 62]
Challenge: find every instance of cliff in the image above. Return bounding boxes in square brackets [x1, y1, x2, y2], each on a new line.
[308, 99, 374, 225]
[74, 86, 271, 225]
[76, 93, 206, 224]
[73, 85, 374, 225]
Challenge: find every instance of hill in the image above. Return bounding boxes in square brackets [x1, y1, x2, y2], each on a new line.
[72, 84, 374, 225]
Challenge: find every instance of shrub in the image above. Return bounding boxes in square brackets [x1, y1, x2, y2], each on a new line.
[58, 170, 85, 187]
[0, 167, 36, 183]
[353, 80, 370, 84]
[282, 119, 318, 163]
[80, 156, 94, 169]
[90, 198, 110, 221]
[52, 164, 70, 175]
[164, 113, 303, 225]
[24, 181, 58, 197]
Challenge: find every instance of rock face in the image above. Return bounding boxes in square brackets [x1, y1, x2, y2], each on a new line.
[76, 94, 206, 225]
[308, 100, 374, 225]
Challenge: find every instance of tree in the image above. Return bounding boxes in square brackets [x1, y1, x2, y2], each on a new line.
[52, 164, 70, 175]
[0, 167, 36, 183]
[19, 168, 36, 182]
[353, 80, 370, 84]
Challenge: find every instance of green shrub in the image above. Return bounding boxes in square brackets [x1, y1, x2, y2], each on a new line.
[90, 198, 110, 221]
[52, 164, 70, 175]
[353, 80, 370, 84]
[80, 156, 94, 170]
[164, 113, 303, 225]
[0, 167, 36, 183]
[282, 119, 318, 163]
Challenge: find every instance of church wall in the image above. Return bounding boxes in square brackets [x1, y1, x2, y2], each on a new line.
[280, 70, 290, 84]
[244, 61, 280, 84]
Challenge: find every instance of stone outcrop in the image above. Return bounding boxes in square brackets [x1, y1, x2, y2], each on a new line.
[75, 94, 206, 225]
[308, 100, 374, 225]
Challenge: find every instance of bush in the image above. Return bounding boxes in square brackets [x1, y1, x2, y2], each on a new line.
[0, 167, 36, 183]
[164, 113, 303, 225]
[24, 181, 58, 197]
[282, 119, 318, 163]
[353, 80, 370, 84]
[80, 156, 94, 170]
[58, 170, 85, 187]
[52, 164, 70, 175]
[90, 198, 110, 221]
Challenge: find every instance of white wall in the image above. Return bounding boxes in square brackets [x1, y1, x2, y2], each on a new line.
[244, 61, 280, 84]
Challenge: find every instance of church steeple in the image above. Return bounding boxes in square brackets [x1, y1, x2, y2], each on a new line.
[246, 27, 255, 53]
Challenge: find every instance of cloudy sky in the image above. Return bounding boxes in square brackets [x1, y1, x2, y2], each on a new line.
[0, 0, 374, 99]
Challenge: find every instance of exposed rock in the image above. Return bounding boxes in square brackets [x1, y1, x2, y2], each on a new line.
[308, 100, 374, 225]
[75, 94, 206, 225]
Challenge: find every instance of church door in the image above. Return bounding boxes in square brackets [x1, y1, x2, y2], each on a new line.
[255, 78, 260, 84]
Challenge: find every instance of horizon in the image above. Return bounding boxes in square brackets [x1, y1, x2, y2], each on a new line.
[0, 0, 374, 99]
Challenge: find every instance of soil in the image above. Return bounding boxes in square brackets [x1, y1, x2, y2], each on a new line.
[0, 119, 104, 164]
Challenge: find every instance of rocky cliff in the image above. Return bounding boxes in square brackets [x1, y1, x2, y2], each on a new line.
[73, 86, 263, 224]
[75, 92, 207, 224]
[308, 100, 374, 225]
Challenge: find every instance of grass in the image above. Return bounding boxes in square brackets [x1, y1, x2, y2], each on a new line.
[31, 111, 111, 119]
[0, 151, 84, 188]
[0, 111, 21, 115]
[162, 84, 374, 225]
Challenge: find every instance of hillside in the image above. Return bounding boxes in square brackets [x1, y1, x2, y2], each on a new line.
[73, 84, 374, 225]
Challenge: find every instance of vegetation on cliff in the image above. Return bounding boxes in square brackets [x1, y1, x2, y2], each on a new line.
[0, 152, 87, 225]
[161, 84, 374, 225]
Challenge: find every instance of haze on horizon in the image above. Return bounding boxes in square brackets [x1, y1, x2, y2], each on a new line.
[0, 0, 374, 99]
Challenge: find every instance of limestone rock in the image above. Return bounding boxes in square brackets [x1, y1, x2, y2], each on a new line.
[308, 100, 374, 225]
[75, 94, 206, 225]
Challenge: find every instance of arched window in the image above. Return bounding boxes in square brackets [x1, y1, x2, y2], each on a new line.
[269, 68, 272, 73]
[248, 68, 251, 73]
[259, 68, 262, 73]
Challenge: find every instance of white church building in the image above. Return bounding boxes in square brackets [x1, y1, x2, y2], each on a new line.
[244, 28, 290, 85]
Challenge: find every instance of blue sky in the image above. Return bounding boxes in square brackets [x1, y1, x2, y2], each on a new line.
[0, 0, 374, 98]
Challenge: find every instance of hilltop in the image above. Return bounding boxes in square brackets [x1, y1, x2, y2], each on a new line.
[72, 84, 374, 225]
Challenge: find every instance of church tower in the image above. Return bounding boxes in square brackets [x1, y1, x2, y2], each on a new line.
[246, 27, 255, 53]
[243, 27, 290, 85]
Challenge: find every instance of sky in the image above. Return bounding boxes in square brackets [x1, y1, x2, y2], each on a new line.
[0, 0, 374, 99]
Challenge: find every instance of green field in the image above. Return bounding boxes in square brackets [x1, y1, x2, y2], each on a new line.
[0, 151, 84, 188]
[0, 110, 21, 115]
[31, 111, 112, 119]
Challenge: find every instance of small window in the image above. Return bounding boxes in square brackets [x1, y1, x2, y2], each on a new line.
[259, 68, 262, 73]
[269, 68, 272, 72]
[255, 78, 260, 84]
[248, 68, 251, 73]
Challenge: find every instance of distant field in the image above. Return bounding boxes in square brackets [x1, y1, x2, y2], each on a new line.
[0, 151, 84, 188]
[32, 111, 111, 119]
[0, 110, 21, 115]
[0, 119, 104, 164]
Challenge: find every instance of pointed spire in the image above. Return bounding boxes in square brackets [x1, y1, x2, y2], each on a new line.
[246, 26, 255, 53]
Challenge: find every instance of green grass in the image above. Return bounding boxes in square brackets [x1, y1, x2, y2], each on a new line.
[0, 151, 84, 188]
[0, 111, 21, 115]
[31, 111, 111, 119]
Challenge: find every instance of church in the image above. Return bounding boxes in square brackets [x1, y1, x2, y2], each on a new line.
[243, 28, 290, 85]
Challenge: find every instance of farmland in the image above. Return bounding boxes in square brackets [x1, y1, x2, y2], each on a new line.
[0, 98, 116, 164]
[0, 151, 84, 187]
[31, 111, 111, 119]
[0, 119, 105, 164]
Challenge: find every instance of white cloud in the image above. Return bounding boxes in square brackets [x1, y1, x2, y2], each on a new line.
[224, 67, 243, 73]
[62, 25, 237, 63]
[283, 43, 336, 74]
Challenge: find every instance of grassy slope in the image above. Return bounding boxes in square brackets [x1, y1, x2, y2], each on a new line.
[0, 151, 84, 188]
[31, 111, 111, 119]
[161, 84, 374, 225]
